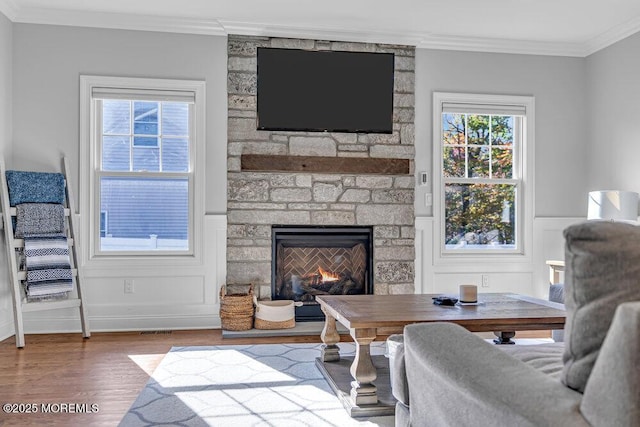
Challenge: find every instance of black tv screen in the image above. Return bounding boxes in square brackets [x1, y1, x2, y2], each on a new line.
[256, 48, 394, 134]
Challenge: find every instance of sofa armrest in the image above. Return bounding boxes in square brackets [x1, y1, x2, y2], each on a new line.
[403, 322, 589, 427]
[581, 301, 640, 427]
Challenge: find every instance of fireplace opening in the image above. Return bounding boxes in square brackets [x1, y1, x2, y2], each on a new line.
[272, 225, 373, 321]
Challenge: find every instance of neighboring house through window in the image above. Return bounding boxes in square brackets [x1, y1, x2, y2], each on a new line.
[80, 76, 205, 260]
[433, 92, 534, 259]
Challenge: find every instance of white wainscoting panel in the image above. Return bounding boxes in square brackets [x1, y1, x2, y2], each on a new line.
[430, 272, 534, 296]
[415, 216, 583, 300]
[531, 217, 583, 297]
[19, 214, 227, 334]
[1, 214, 581, 338]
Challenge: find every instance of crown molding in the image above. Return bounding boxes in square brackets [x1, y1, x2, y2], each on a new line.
[418, 34, 587, 57]
[12, 7, 226, 36]
[0, 0, 18, 21]
[219, 20, 425, 47]
[584, 15, 640, 57]
[5, 5, 640, 57]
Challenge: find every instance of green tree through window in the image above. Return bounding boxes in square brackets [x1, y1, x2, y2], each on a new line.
[442, 113, 517, 249]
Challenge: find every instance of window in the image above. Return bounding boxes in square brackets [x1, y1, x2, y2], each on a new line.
[80, 77, 205, 258]
[433, 93, 534, 256]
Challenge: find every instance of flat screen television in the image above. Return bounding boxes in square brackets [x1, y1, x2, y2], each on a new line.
[256, 48, 394, 134]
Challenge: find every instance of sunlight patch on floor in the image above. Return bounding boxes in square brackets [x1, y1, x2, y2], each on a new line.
[128, 353, 166, 376]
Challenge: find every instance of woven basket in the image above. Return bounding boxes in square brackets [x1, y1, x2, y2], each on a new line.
[254, 317, 295, 330]
[253, 298, 301, 330]
[220, 284, 254, 331]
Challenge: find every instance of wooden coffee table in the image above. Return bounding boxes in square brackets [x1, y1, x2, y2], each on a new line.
[315, 293, 566, 417]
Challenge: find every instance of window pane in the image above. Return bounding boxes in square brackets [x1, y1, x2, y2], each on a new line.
[491, 116, 513, 146]
[133, 146, 160, 171]
[133, 136, 159, 147]
[134, 122, 158, 135]
[468, 146, 490, 178]
[492, 147, 513, 178]
[162, 103, 189, 136]
[444, 183, 516, 249]
[103, 100, 130, 134]
[443, 146, 466, 177]
[102, 136, 130, 171]
[467, 115, 490, 145]
[442, 113, 465, 145]
[162, 138, 189, 172]
[100, 177, 189, 251]
[134, 101, 158, 124]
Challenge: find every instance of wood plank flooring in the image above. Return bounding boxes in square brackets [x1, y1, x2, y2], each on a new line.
[0, 328, 550, 426]
[0, 330, 327, 427]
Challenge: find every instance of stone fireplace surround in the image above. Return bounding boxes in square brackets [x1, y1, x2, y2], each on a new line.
[226, 35, 416, 300]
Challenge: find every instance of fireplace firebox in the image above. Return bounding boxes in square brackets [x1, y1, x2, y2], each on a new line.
[272, 225, 373, 321]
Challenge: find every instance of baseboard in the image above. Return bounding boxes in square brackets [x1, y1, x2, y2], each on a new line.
[21, 314, 222, 334]
[0, 317, 14, 342]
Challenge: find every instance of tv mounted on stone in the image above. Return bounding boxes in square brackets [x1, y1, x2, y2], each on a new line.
[256, 47, 395, 134]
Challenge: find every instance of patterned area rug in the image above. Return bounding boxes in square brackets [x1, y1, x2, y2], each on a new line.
[120, 343, 393, 426]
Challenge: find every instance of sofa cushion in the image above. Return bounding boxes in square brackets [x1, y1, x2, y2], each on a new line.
[498, 342, 565, 380]
[562, 221, 640, 392]
[581, 301, 640, 427]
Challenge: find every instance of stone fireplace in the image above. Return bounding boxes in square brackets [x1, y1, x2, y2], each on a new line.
[226, 35, 416, 305]
[272, 226, 373, 321]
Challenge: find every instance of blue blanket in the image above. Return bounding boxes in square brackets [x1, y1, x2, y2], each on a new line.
[5, 170, 65, 206]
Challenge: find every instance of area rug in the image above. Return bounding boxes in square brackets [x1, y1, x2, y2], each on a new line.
[119, 342, 393, 426]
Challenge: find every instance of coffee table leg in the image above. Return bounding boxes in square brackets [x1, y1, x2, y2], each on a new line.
[349, 327, 378, 406]
[320, 305, 341, 362]
[493, 331, 516, 345]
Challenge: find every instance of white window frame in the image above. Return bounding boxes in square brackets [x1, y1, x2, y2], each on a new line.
[80, 76, 206, 267]
[432, 92, 534, 263]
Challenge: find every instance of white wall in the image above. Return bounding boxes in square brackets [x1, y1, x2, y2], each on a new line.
[12, 24, 228, 214]
[586, 31, 640, 194]
[413, 48, 588, 299]
[415, 48, 589, 218]
[0, 12, 13, 340]
[10, 24, 228, 334]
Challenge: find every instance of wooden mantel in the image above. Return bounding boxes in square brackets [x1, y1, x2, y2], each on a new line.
[241, 154, 411, 175]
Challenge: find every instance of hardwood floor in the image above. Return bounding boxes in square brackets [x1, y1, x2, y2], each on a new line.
[0, 328, 550, 426]
[0, 330, 327, 427]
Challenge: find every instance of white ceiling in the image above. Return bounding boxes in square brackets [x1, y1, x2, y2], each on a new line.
[2, 0, 640, 56]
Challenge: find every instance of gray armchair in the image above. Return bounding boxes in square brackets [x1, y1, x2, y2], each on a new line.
[549, 281, 565, 341]
[390, 221, 640, 427]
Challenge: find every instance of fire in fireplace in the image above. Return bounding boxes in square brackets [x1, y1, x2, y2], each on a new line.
[272, 226, 373, 321]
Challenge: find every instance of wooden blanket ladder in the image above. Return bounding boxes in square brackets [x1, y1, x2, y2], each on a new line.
[0, 157, 90, 348]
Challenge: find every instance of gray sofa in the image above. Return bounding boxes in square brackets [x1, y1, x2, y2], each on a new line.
[389, 221, 640, 426]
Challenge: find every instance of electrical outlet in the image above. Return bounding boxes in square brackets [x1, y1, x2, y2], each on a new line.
[124, 279, 135, 294]
[425, 193, 433, 207]
[481, 274, 490, 288]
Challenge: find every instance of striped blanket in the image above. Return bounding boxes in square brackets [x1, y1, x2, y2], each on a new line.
[23, 234, 73, 297]
[14, 203, 73, 297]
